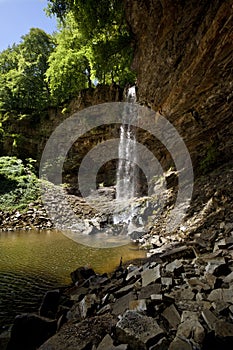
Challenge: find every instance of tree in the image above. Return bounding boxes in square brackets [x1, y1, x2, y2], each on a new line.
[45, 14, 91, 103]
[46, 0, 136, 87]
[0, 28, 55, 114]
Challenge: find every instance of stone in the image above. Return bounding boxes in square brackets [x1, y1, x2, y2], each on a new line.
[148, 337, 169, 350]
[70, 266, 96, 284]
[7, 313, 57, 350]
[114, 283, 135, 297]
[201, 309, 218, 330]
[165, 259, 184, 275]
[129, 299, 147, 312]
[116, 311, 164, 350]
[138, 283, 161, 299]
[168, 337, 192, 350]
[223, 271, 233, 284]
[150, 294, 163, 301]
[161, 246, 194, 261]
[162, 304, 181, 329]
[126, 266, 142, 281]
[112, 292, 137, 316]
[96, 334, 128, 350]
[161, 277, 173, 289]
[79, 294, 97, 319]
[214, 320, 233, 338]
[39, 314, 116, 350]
[177, 311, 205, 344]
[141, 265, 161, 287]
[0, 331, 10, 350]
[205, 258, 226, 276]
[39, 289, 60, 319]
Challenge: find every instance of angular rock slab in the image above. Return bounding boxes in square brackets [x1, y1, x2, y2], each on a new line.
[97, 334, 128, 350]
[116, 310, 164, 350]
[141, 265, 161, 287]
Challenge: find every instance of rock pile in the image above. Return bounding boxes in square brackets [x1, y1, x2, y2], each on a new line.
[5, 224, 233, 350]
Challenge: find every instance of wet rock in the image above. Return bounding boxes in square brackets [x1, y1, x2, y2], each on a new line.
[70, 266, 96, 285]
[7, 313, 57, 350]
[39, 289, 60, 319]
[116, 311, 164, 350]
[79, 294, 98, 319]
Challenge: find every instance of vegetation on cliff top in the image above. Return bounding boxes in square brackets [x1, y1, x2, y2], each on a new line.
[0, 0, 135, 118]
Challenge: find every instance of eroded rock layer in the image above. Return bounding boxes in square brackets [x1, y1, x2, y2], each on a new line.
[124, 0, 233, 171]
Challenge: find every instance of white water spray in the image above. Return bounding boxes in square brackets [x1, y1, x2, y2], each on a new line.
[114, 86, 138, 223]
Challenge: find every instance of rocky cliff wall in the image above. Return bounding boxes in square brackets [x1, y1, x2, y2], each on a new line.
[124, 0, 233, 172]
[1, 85, 123, 189]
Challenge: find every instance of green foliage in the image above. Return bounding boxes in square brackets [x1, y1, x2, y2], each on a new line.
[0, 29, 55, 114]
[47, 0, 136, 95]
[45, 16, 90, 103]
[0, 156, 40, 210]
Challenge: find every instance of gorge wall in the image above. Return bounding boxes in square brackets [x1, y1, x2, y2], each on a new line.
[125, 0, 233, 173]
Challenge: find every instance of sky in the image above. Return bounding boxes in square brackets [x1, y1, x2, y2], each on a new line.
[0, 0, 58, 52]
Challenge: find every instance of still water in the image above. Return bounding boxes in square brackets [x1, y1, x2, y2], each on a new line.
[0, 229, 145, 331]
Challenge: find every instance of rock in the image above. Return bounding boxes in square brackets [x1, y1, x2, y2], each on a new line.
[39, 289, 60, 319]
[7, 313, 57, 350]
[70, 266, 96, 284]
[112, 292, 137, 316]
[162, 304, 181, 329]
[116, 311, 164, 350]
[138, 283, 161, 299]
[214, 320, 233, 338]
[141, 265, 161, 287]
[0, 331, 10, 350]
[129, 299, 147, 312]
[148, 337, 169, 350]
[169, 337, 192, 350]
[79, 294, 97, 319]
[161, 246, 194, 261]
[177, 311, 205, 344]
[96, 334, 128, 350]
[114, 283, 135, 297]
[39, 314, 116, 350]
[202, 309, 218, 330]
[165, 259, 184, 275]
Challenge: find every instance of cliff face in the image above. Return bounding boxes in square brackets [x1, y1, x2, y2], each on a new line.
[125, 0, 233, 171]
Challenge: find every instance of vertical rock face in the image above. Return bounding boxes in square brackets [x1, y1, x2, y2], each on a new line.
[124, 0, 233, 170]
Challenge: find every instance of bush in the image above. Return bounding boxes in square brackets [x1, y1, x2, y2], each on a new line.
[0, 156, 40, 210]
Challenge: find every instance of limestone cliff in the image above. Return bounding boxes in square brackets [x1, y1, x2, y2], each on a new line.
[124, 0, 233, 172]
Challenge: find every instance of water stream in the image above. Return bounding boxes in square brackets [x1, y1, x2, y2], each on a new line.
[114, 86, 138, 224]
[0, 229, 145, 331]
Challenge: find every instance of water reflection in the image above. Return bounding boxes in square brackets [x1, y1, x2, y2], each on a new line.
[0, 229, 145, 330]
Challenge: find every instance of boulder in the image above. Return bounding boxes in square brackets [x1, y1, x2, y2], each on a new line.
[116, 310, 164, 350]
[70, 266, 96, 284]
[39, 289, 60, 319]
[7, 313, 57, 350]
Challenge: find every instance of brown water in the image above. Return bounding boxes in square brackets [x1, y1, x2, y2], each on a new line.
[0, 229, 145, 331]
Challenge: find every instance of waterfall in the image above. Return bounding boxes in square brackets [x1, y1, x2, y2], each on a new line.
[114, 86, 137, 223]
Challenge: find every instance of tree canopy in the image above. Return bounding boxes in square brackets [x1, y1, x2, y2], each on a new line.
[0, 1, 135, 116]
[0, 28, 55, 114]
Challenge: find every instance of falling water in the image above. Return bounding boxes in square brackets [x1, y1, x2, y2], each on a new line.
[114, 86, 138, 223]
